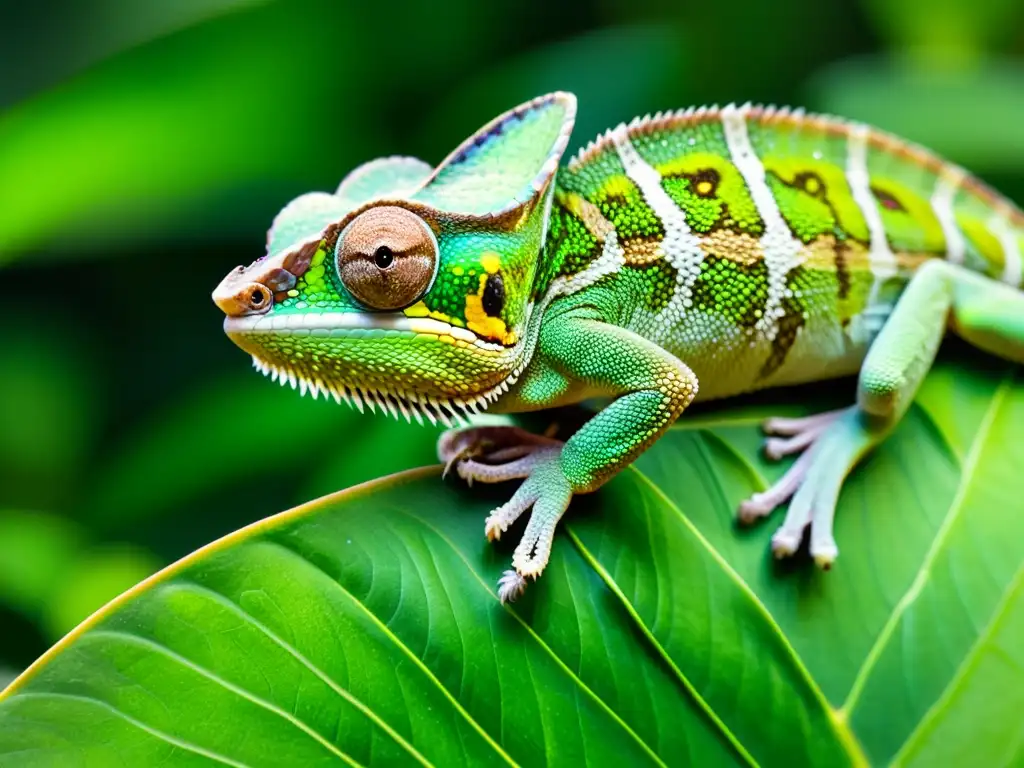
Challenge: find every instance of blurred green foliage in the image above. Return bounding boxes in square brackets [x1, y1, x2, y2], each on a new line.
[1, 0, 1022, 675]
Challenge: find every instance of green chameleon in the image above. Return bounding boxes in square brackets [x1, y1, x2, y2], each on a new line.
[213, 93, 1024, 602]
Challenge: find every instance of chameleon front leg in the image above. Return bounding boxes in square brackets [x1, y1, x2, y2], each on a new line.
[741, 259, 1024, 565]
[441, 310, 698, 601]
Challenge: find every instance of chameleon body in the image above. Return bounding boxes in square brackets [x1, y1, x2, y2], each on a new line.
[213, 93, 1024, 601]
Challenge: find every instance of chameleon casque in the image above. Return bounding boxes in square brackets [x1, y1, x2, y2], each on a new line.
[213, 92, 1024, 602]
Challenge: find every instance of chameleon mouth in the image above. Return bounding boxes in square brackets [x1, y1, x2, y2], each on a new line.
[225, 311, 517, 427]
[223, 311, 508, 354]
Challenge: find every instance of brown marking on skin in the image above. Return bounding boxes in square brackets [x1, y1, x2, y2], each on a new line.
[799, 233, 872, 273]
[691, 168, 720, 198]
[564, 192, 616, 241]
[793, 171, 826, 198]
[759, 275, 805, 380]
[700, 229, 763, 266]
[623, 238, 662, 265]
[895, 251, 936, 274]
[801, 234, 841, 271]
[871, 186, 906, 212]
[835, 240, 851, 301]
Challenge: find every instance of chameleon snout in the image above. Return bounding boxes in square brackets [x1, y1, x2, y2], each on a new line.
[213, 261, 300, 318]
[212, 267, 274, 318]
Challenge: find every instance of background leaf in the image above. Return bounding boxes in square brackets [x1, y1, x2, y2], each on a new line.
[2, 350, 1020, 765]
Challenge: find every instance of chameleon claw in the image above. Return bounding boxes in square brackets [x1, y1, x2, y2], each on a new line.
[497, 570, 528, 603]
[442, 453, 461, 480]
[771, 527, 803, 558]
[811, 538, 838, 569]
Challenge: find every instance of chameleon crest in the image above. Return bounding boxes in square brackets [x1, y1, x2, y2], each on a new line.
[213, 94, 577, 422]
[216, 93, 1024, 603]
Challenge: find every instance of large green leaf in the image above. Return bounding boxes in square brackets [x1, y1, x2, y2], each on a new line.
[1, 349, 1021, 766]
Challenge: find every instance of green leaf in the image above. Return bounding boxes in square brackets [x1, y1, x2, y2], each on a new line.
[0, 321, 99, 511]
[421, 25, 690, 162]
[0, 511, 162, 642]
[0, 512, 83, 620]
[805, 56, 1024, 174]
[85, 373, 433, 532]
[0, 0, 271, 107]
[0, 0, 375, 263]
[2, 351, 1022, 765]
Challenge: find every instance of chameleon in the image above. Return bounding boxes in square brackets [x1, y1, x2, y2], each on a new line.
[213, 92, 1024, 602]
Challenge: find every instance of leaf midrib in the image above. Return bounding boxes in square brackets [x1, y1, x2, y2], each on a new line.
[577, 466, 867, 767]
[260, 537, 518, 768]
[387, 506, 668, 768]
[891, 560, 1024, 765]
[840, 371, 1015, 719]
[564, 527, 757, 768]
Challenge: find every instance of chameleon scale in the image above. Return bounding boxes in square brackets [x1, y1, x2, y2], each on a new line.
[213, 93, 1024, 602]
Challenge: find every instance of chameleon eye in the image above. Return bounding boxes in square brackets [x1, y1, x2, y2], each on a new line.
[336, 206, 438, 310]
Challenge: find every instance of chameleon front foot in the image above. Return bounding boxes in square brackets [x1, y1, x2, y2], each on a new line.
[439, 426, 573, 602]
[738, 406, 863, 568]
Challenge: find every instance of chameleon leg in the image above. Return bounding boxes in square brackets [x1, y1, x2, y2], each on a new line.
[740, 260, 1024, 566]
[441, 311, 698, 600]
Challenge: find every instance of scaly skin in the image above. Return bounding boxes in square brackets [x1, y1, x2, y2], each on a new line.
[213, 93, 1024, 602]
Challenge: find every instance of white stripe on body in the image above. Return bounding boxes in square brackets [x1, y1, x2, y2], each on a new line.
[720, 104, 804, 342]
[610, 124, 705, 321]
[845, 124, 900, 341]
[989, 212, 1023, 288]
[930, 171, 967, 265]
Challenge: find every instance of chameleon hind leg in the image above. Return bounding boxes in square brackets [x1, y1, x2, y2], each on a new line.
[740, 259, 1024, 566]
[440, 309, 698, 601]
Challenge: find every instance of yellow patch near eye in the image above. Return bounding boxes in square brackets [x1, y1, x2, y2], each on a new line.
[803, 176, 821, 194]
[695, 180, 714, 196]
[404, 301, 464, 326]
[464, 274, 517, 345]
[480, 251, 502, 274]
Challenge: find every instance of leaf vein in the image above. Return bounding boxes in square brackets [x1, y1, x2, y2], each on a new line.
[891, 560, 1024, 765]
[259, 539, 518, 767]
[89, 629, 360, 766]
[616, 466, 867, 766]
[8, 691, 254, 768]
[841, 371, 1015, 715]
[170, 581, 433, 767]
[387, 506, 666, 767]
[564, 527, 758, 768]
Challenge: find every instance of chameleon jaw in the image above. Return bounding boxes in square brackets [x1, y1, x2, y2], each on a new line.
[225, 311, 522, 427]
[249, 354, 486, 427]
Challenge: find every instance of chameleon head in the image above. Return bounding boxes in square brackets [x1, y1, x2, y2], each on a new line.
[213, 92, 576, 422]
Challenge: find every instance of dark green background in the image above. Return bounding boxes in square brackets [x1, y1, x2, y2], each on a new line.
[1, 0, 1023, 681]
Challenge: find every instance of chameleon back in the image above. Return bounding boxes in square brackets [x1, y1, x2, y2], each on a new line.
[543, 104, 1024, 400]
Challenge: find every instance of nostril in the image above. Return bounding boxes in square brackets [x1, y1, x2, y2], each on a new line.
[248, 286, 269, 309]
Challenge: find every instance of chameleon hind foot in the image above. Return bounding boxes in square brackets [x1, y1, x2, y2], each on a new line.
[439, 426, 572, 600]
[738, 406, 867, 568]
[737, 407, 847, 522]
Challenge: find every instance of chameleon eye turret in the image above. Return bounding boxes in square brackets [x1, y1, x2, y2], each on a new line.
[335, 206, 438, 311]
